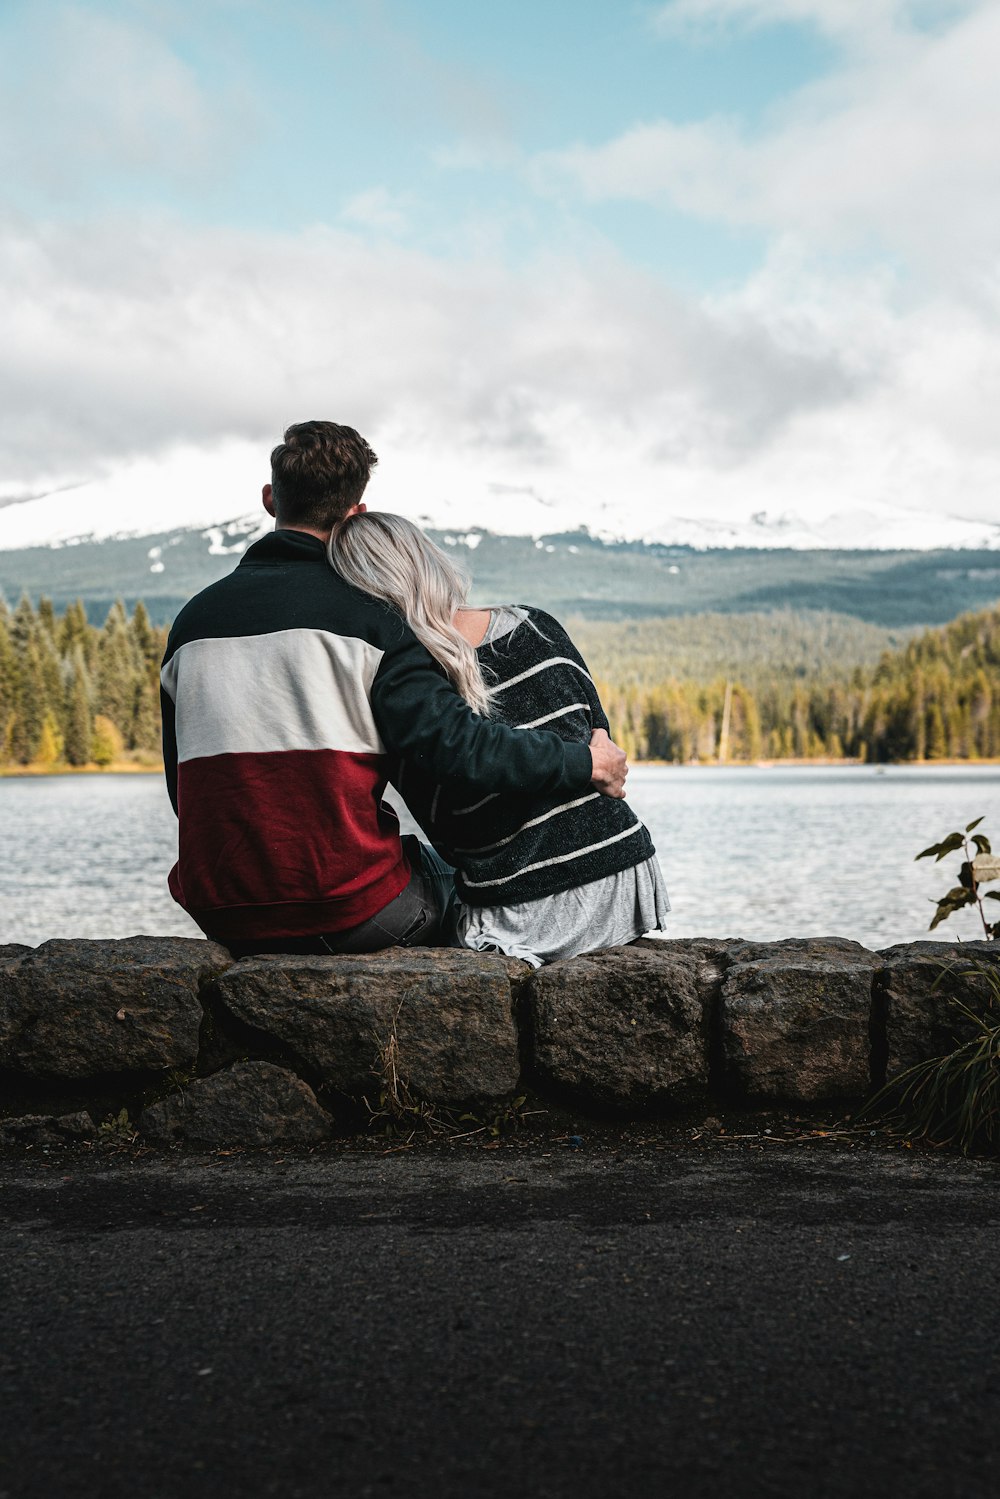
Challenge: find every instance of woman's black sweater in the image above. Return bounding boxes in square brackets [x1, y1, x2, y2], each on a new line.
[395, 608, 654, 906]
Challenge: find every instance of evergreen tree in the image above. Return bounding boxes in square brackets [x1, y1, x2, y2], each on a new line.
[0, 614, 17, 765]
[94, 601, 141, 740]
[37, 627, 63, 728]
[130, 677, 161, 754]
[90, 714, 123, 768]
[731, 686, 763, 761]
[9, 594, 37, 652]
[130, 601, 157, 667]
[790, 687, 810, 758]
[970, 668, 992, 757]
[9, 640, 45, 763]
[37, 596, 56, 638]
[63, 652, 93, 767]
[57, 599, 91, 657]
[910, 671, 927, 761]
[34, 711, 63, 766]
[925, 703, 948, 760]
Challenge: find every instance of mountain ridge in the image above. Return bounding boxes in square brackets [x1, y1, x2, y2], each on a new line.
[2, 517, 1000, 632]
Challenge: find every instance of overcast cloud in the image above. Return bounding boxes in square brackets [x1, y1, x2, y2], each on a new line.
[1, 0, 998, 544]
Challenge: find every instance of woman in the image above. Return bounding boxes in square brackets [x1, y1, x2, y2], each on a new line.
[328, 512, 669, 966]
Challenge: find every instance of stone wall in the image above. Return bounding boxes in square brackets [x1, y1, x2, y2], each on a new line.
[1, 935, 998, 1146]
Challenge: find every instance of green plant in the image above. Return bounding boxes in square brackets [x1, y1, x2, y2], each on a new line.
[97, 1107, 136, 1141]
[916, 817, 999, 938]
[863, 964, 1000, 1154]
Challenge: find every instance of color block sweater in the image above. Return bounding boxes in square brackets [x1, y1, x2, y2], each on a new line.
[159, 532, 593, 941]
[394, 608, 654, 906]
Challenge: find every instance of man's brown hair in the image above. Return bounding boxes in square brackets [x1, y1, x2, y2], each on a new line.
[270, 421, 378, 528]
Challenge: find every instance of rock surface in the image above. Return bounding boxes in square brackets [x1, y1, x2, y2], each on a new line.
[875, 941, 1000, 1079]
[0, 946, 33, 965]
[528, 942, 723, 1111]
[0, 1111, 95, 1146]
[211, 949, 521, 1107]
[0, 937, 231, 1078]
[3, 934, 997, 1133]
[140, 1061, 333, 1146]
[720, 938, 878, 1102]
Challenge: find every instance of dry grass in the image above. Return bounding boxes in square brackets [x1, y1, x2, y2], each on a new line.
[366, 1002, 530, 1145]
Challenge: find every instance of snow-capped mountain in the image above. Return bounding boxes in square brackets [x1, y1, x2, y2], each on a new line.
[1, 442, 998, 554]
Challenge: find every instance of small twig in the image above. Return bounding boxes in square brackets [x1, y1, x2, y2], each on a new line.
[380, 1140, 416, 1154]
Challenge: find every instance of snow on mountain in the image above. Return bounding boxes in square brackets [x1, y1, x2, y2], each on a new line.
[0, 444, 268, 551]
[0, 441, 997, 553]
[629, 504, 1000, 552]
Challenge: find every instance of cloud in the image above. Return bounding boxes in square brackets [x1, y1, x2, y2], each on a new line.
[538, 2, 1000, 286]
[0, 2, 258, 201]
[653, 0, 975, 45]
[0, 214, 864, 479]
[340, 187, 411, 233]
[2, 212, 1000, 543]
[1, 3, 998, 548]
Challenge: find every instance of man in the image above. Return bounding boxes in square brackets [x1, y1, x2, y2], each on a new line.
[160, 420, 628, 955]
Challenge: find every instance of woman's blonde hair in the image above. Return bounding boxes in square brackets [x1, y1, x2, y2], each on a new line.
[328, 511, 496, 716]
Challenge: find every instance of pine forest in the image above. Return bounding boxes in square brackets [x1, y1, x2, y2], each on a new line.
[0, 597, 166, 770]
[1, 595, 999, 770]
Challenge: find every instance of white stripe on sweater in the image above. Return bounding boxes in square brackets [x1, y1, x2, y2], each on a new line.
[453, 792, 601, 855]
[516, 703, 588, 731]
[461, 823, 644, 888]
[161, 628, 385, 762]
[491, 657, 594, 695]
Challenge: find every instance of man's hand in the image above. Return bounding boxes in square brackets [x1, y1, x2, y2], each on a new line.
[589, 727, 628, 799]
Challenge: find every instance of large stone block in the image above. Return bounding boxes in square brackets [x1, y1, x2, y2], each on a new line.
[211, 949, 520, 1107]
[527, 942, 722, 1112]
[0, 1111, 95, 1146]
[0, 937, 231, 1078]
[720, 937, 878, 1102]
[874, 941, 1000, 1079]
[140, 1061, 332, 1146]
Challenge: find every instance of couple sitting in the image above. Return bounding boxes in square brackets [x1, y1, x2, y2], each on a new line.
[160, 421, 669, 966]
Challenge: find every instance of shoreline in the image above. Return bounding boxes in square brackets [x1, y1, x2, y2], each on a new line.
[4, 757, 1000, 780]
[637, 757, 1000, 769]
[0, 762, 162, 778]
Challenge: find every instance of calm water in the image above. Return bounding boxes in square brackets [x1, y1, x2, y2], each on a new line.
[2, 766, 999, 950]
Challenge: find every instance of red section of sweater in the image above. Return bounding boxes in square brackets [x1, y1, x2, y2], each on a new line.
[167, 747, 409, 938]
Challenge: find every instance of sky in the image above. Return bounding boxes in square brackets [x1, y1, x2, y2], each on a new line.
[1, 0, 999, 546]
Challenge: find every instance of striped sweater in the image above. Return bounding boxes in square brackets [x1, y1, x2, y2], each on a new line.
[159, 532, 593, 941]
[395, 608, 654, 906]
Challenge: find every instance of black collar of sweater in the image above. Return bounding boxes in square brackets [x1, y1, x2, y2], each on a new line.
[239, 530, 328, 566]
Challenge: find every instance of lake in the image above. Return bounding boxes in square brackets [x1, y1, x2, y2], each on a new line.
[2, 765, 999, 950]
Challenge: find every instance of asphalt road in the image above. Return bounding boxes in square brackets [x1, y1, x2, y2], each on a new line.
[2, 1144, 999, 1499]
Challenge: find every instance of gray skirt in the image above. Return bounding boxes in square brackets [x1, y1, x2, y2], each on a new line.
[457, 850, 670, 968]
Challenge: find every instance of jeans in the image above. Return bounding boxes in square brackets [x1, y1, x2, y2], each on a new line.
[224, 837, 459, 958]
